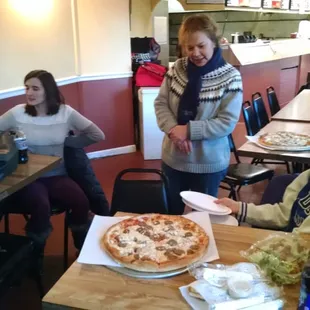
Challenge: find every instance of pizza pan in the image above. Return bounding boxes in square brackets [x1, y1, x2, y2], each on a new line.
[105, 265, 188, 279]
[257, 143, 310, 152]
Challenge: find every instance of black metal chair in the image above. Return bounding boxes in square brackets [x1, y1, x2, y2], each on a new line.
[252, 92, 270, 129]
[266, 86, 281, 116]
[248, 96, 290, 173]
[220, 135, 275, 200]
[0, 233, 44, 299]
[242, 101, 259, 137]
[110, 168, 170, 216]
[3, 205, 69, 271]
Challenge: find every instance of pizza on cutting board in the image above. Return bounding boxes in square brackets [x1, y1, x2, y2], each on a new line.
[258, 131, 310, 148]
[101, 214, 209, 272]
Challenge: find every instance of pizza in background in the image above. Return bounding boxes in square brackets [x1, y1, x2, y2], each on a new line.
[258, 131, 310, 148]
[101, 214, 209, 272]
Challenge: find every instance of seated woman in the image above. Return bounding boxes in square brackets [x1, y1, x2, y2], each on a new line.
[0, 70, 105, 251]
[215, 169, 310, 233]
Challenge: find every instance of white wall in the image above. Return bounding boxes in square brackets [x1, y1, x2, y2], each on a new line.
[76, 0, 132, 75]
[152, 0, 169, 67]
[130, 0, 152, 37]
[0, 0, 75, 90]
[0, 0, 132, 91]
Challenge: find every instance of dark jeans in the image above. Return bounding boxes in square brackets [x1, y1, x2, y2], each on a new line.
[162, 162, 227, 215]
[6, 176, 90, 246]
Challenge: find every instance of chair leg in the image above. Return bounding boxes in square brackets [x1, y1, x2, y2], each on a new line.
[285, 162, 290, 174]
[236, 185, 242, 193]
[64, 214, 69, 271]
[34, 271, 45, 299]
[4, 214, 10, 233]
[228, 186, 237, 201]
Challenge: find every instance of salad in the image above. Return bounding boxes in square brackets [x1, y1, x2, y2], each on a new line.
[241, 234, 310, 285]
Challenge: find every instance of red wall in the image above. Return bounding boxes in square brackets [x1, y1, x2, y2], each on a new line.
[0, 78, 134, 152]
[239, 56, 308, 120]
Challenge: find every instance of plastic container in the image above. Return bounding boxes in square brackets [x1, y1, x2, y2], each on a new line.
[240, 233, 310, 285]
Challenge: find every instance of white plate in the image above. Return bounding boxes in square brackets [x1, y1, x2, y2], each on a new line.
[180, 191, 231, 214]
[209, 214, 238, 226]
[182, 199, 231, 216]
[182, 198, 231, 215]
[182, 199, 231, 215]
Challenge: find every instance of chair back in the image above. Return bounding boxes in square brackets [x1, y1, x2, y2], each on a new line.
[228, 134, 240, 163]
[110, 168, 170, 216]
[266, 86, 280, 116]
[252, 92, 269, 129]
[242, 101, 259, 136]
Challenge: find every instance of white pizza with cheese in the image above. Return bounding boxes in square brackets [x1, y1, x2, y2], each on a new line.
[258, 131, 310, 150]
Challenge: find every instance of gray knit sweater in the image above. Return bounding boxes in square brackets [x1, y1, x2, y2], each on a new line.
[154, 57, 243, 174]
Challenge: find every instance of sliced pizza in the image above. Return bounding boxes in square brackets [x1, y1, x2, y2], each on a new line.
[101, 214, 209, 272]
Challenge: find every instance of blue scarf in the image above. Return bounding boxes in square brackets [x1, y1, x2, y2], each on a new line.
[177, 48, 226, 125]
[286, 180, 310, 232]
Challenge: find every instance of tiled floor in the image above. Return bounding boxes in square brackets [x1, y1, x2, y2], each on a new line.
[0, 123, 287, 310]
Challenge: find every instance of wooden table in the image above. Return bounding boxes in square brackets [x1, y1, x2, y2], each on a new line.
[0, 153, 61, 202]
[238, 120, 310, 164]
[272, 89, 310, 122]
[42, 212, 307, 310]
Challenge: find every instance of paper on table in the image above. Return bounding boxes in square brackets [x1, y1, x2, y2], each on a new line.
[179, 281, 265, 310]
[77, 212, 219, 266]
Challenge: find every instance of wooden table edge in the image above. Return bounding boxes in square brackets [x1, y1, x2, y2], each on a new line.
[42, 302, 83, 310]
[0, 155, 61, 201]
[42, 212, 309, 310]
[271, 117, 310, 123]
[237, 147, 310, 164]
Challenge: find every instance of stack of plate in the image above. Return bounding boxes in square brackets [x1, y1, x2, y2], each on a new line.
[180, 191, 231, 216]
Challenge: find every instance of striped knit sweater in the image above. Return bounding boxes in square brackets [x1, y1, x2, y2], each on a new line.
[154, 57, 243, 174]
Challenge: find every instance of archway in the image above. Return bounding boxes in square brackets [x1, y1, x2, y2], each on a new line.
[151, 0, 185, 12]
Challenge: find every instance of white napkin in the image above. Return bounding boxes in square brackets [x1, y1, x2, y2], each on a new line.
[77, 212, 219, 267]
[179, 281, 266, 310]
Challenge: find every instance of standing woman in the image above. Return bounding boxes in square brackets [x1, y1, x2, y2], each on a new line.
[154, 14, 243, 215]
[0, 70, 105, 252]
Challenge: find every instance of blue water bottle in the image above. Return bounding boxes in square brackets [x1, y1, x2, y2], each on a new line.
[299, 261, 310, 310]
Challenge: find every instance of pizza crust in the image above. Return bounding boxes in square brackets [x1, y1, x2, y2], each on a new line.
[188, 286, 204, 300]
[101, 214, 209, 273]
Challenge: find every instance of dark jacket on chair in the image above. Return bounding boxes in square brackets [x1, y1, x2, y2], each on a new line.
[64, 145, 110, 216]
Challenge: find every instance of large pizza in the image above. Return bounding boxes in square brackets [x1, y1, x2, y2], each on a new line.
[258, 131, 310, 149]
[101, 214, 209, 272]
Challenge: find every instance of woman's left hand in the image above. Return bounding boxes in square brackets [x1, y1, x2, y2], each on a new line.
[177, 140, 192, 154]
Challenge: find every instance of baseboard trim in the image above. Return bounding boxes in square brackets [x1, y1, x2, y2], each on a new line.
[87, 144, 136, 159]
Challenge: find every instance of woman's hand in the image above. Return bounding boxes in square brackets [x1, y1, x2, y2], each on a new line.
[215, 198, 240, 214]
[177, 140, 192, 154]
[169, 125, 188, 142]
[169, 125, 192, 153]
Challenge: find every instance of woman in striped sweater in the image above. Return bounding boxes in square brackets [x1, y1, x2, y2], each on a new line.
[154, 14, 243, 215]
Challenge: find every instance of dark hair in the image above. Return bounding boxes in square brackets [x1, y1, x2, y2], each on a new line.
[24, 70, 65, 116]
[178, 14, 219, 48]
